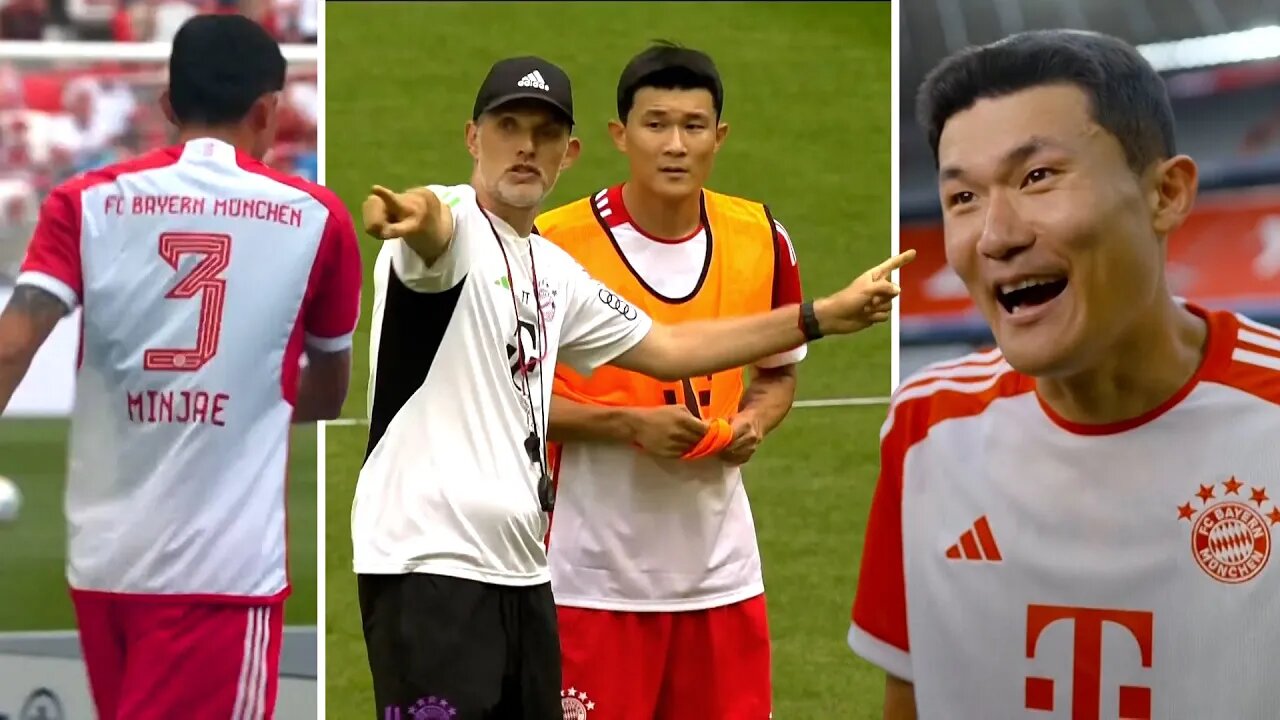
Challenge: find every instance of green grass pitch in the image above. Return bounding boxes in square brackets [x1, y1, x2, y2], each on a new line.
[0, 420, 318, 628]
[324, 2, 893, 717]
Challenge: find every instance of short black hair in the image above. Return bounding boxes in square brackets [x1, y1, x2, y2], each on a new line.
[168, 14, 287, 126]
[917, 30, 1176, 173]
[616, 41, 724, 122]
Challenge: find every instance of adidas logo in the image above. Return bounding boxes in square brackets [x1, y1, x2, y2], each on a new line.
[944, 515, 1003, 562]
[517, 70, 550, 91]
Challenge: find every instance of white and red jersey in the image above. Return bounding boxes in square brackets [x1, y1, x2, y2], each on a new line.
[547, 185, 805, 612]
[848, 306, 1280, 720]
[17, 138, 361, 601]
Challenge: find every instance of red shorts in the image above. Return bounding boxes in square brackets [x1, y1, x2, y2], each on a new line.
[71, 590, 284, 720]
[557, 595, 772, 720]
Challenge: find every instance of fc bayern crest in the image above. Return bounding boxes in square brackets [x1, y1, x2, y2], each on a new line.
[1179, 476, 1280, 584]
[560, 687, 595, 719]
[408, 696, 457, 720]
[537, 279, 557, 323]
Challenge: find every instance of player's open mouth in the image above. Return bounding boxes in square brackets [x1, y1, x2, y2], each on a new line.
[995, 276, 1068, 315]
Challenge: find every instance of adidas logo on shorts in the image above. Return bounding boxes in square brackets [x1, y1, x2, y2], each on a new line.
[517, 70, 550, 91]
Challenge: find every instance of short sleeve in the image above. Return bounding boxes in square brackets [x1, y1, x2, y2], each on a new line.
[391, 184, 473, 293]
[848, 398, 913, 682]
[17, 184, 82, 310]
[556, 254, 653, 375]
[304, 203, 363, 352]
[756, 213, 806, 369]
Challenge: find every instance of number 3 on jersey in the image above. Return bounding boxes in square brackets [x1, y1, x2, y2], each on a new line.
[143, 232, 231, 372]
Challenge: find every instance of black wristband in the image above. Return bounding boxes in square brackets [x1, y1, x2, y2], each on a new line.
[799, 300, 824, 341]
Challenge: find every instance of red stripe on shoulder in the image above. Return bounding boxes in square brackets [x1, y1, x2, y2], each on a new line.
[852, 365, 1029, 656]
[233, 150, 348, 220]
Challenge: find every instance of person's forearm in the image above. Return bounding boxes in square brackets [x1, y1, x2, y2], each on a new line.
[291, 352, 350, 423]
[547, 394, 638, 444]
[651, 304, 808, 381]
[0, 287, 68, 415]
[0, 351, 34, 415]
[737, 366, 797, 434]
[292, 362, 333, 422]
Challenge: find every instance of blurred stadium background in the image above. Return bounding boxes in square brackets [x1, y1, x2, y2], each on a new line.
[0, 0, 319, 716]
[323, 2, 893, 717]
[900, 0, 1280, 375]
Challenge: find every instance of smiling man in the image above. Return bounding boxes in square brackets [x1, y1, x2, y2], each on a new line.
[535, 43, 806, 719]
[848, 30, 1280, 720]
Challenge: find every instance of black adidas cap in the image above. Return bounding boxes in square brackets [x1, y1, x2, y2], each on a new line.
[472, 56, 574, 126]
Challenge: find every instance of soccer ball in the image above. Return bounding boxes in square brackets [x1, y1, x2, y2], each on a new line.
[0, 475, 21, 523]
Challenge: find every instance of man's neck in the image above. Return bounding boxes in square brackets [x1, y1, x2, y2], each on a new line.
[472, 184, 537, 237]
[177, 126, 252, 155]
[621, 181, 701, 240]
[1035, 294, 1208, 425]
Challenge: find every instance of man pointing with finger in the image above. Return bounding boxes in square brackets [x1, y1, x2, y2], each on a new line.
[351, 55, 912, 720]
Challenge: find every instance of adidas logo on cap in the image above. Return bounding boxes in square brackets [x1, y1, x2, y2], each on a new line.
[517, 70, 550, 91]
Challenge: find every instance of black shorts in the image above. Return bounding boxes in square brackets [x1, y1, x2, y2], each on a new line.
[357, 573, 561, 720]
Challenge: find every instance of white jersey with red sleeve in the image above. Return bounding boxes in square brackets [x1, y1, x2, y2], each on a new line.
[16, 137, 362, 601]
[848, 306, 1280, 720]
[546, 185, 806, 612]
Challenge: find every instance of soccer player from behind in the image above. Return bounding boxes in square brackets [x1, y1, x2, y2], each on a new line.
[535, 44, 801, 718]
[0, 15, 360, 720]
[849, 30, 1280, 719]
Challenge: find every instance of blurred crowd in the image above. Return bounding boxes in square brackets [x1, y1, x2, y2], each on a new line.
[0, 0, 317, 281]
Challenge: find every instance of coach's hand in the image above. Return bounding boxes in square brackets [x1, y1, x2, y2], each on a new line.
[362, 185, 441, 241]
[813, 250, 916, 335]
[631, 405, 708, 458]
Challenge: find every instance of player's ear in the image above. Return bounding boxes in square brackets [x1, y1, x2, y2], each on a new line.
[159, 90, 178, 127]
[561, 136, 581, 171]
[251, 92, 280, 133]
[1149, 155, 1198, 237]
[465, 119, 480, 161]
[608, 118, 626, 154]
[714, 120, 729, 152]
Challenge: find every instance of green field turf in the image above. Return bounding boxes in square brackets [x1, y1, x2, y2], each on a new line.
[0, 420, 318, 629]
[324, 1, 892, 717]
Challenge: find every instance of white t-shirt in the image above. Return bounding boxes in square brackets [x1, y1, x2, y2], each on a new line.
[16, 137, 362, 600]
[849, 306, 1280, 719]
[352, 184, 653, 586]
[546, 183, 807, 611]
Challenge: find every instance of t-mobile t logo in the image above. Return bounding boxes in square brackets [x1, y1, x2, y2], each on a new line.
[1025, 604, 1154, 720]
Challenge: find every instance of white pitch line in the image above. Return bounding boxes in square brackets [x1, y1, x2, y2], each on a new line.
[322, 396, 891, 427]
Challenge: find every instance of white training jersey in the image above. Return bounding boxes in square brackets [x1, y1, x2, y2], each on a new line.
[352, 183, 653, 586]
[544, 183, 806, 611]
[849, 306, 1280, 720]
[15, 138, 362, 600]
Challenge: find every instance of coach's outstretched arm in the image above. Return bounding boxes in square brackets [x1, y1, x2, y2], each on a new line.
[611, 250, 915, 382]
[362, 185, 455, 265]
[0, 286, 69, 415]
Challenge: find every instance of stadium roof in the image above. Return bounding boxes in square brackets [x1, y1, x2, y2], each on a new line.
[901, 0, 1280, 107]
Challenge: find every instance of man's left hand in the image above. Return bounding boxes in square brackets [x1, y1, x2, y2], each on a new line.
[718, 413, 763, 466]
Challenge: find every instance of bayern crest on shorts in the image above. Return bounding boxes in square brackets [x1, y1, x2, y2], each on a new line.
[1179, 476, 1280, 584]
[560, 687, 595, 719]
[408, 696, 457, 720]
